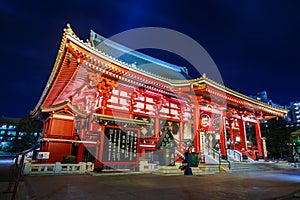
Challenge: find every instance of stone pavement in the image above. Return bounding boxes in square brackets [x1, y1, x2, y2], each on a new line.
[1, 157, 300, 200]
[2, 171, 300, 200]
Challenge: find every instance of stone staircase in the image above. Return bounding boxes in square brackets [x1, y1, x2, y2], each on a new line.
[204, 154, 219, 164]
[229, 161, 296, 173]
[151, 155, 298, 176]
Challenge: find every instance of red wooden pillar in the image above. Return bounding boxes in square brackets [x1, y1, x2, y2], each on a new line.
[193, 103, 200, 153]
[154, 116, 160, 142]
[255, 120, 264, 159]
[229, 119, 235, 149]
[219, 114, 227, 159]
[179, 121, 184, 142]
[238, 117, 247, 153]
[141, 148, 146, 158]
[95, 125, 105, 169]
[77, 143, 84, 162]
[154, 98, 164, 142]
[129, 96, 135, 119]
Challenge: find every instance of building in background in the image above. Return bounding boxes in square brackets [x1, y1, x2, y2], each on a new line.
[250, 91, 285, 108]
[286, 102, 300, 127]
[0, 116, 42, 155]
[250, 91, 300, 160]
[250, 91, 290, 122]
[0, 117, 21, 153]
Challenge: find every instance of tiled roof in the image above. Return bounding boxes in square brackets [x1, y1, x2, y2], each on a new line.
[90, 30, 191, 80]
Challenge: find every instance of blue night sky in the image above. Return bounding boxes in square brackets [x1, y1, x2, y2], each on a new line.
[0, 0, 300, 118]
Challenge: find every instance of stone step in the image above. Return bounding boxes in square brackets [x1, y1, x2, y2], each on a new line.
[152, 164, 224, 176]
[198, 164, 221, 175]
[229, 162, 296, 173]
[152, 166, 184, 176]
[204, 155, 219, 164]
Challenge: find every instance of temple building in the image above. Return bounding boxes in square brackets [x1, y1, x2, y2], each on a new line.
[31, 25, 288, 170]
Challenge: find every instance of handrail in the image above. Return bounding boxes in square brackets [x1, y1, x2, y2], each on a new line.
[174, 138, 187, 159]
[227, 149, 242, 162]
[5, 138, 42, 200]
[224, 156, 231, 170]
[207, 147, 231, 170]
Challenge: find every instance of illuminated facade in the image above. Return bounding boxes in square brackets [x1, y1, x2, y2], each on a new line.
[31, 25, 288, 169]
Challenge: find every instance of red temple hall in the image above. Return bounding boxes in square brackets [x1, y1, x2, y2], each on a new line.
[31, 25, 287, 170]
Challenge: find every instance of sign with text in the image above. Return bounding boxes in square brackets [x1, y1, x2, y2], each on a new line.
[102, 128, 138, 163]
[37, 152, 50, 159]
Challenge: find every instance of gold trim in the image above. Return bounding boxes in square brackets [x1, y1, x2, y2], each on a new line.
[93, 113, 152, 126]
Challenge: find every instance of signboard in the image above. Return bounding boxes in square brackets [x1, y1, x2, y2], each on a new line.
[102, 128, 138, 162]
[201, 113, 210, 130]
[262, 137, 267, 159]
[200, 131, 205, 154]
[37, 152, 50, 159]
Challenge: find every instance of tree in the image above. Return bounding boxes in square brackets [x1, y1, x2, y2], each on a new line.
[260, 117, 296, 159]
[13, 116, 42, 152]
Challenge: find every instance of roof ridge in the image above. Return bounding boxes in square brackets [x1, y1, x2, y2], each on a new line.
[89, 30, 188, 72]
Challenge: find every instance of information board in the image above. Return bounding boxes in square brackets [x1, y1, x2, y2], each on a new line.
[102, 128, 138, 162]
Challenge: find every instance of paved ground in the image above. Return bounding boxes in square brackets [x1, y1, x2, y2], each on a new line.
[1, 158, 300, 200]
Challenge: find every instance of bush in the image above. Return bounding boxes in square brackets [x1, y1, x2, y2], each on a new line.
[190, 153, 200, 167]
[61, 155, 77, 163]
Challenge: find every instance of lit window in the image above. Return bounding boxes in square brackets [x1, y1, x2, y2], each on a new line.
[7, 131, 16, 136]
[19, 132, 26, 136]
[146, 97, 154, 103]
[120, 91, 127, 97]
[146, 104, 154, 111]
[111, 96, 118, 103]
[112, 89, 118, 95]
[171, 109, 178, 115]
[120, 98, 128, 106]
[136, 102, 144, 108]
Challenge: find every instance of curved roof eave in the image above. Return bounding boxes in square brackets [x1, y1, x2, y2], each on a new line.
[193, 75, 288, 116]
[31, 24, 288, 119]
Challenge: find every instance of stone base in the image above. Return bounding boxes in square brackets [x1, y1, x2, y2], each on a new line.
[198, 164, 221, 175]
[152, 166, 183, 176]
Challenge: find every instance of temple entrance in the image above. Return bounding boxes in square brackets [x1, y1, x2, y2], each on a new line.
[205, 131, 218, 152]
[245, 122, 259, 160]
[82, 146, 95, 163]
[156, 128, 176, 166]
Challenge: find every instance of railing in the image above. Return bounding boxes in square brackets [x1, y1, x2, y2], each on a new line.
[207, 147, 231, 170]
[4, 144, 40, 200]
[174, 139, 187, 161]
[227, 149, 242, 162]
[23, 162, 94, 175]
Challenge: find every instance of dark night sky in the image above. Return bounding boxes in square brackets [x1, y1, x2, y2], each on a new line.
[1, 0, 300, 118]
